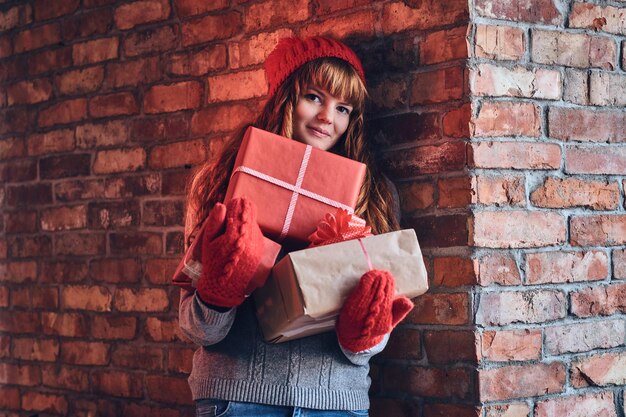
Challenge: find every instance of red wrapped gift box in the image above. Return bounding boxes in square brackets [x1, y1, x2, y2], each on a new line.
[224, 127, 366, 247]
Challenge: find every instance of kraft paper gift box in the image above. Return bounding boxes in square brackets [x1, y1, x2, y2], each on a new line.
[224, 127, 366, 248]
[253, 229, 429, 343]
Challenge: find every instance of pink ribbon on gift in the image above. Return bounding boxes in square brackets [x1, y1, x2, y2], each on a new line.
[232, 144, 355, 240]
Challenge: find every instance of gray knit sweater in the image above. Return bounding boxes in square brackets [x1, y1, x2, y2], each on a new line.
[178, 289, 388, 410]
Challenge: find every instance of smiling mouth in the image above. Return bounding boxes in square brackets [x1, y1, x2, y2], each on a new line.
[307, 126, 330, 137]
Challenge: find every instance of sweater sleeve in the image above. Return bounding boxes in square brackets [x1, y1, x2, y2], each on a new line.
[178, 288, 236, 346]
[338, 333, 390, 366]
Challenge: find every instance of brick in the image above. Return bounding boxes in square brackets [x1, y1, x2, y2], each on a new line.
[570, 283, 626, 317]
[420, 26, 467, 65]
[476, 253, 521, 286]
[61, 285, 112, 311]
[93, 370, 143, 398]
[91, 258, 141, 284]
[166, 231, 184, 254]
[174, 0, 229, 17]
[443, 104, 471, 138]
[62, 8, 113, 41]
[424, 404, 480, 417]
[7, 78, 53, 105]
[55, 233, 106, 256]
[569, 2, 626, 35]
[34, 0, 79, 20]
[93, 147, 146, 174]
[41, 312, 87, 337]
[149, 139, 208, 169]
[89, 92, 139, 118]
[563, 69, 589, 105]
[208, 69, 267, 103]
[40, 261, 88, 284]
[549, 107, 626, 143]
[369, 78, 408, 113]
[12, 338, 59, 361]
[146, 375, 193, 405]
[615, 249, 626, 279]
[571, 215, 626, 246]
[0, 137, 25, 160]
[473, 211, 565, 248]
[62, 341, 109, 365]
[14, 287, 59, 309]
[571, 352, 626, 387]
[411, 66, 464, 105]
[397, 181, 435, 213]
[481, 329, 541, 362]
[0, 35, 11, 59]
[40, 153, 91, 179]
[38, 98, 87, 127]
[114, 288, 169, 312]
[244, 0, 308, 32]
[191, 104, 255, 135]
[0, 386, 19, 409]
[122, 403, 180, 417]
[7, 183, 52, 206]
[21, 392, 68, 414]
[475, 25, 525, 60]
[168, 347, 194, 373]
[124, 25, 177, 56]
[55, 179, 105, 201]
[106, 56, 160, 88]
[145, 258, 178, 285]
[406, 213, 469, 248]
[27, 129, 74, 156]
[1, 261, 37, 283]
[475, 0, 562, 24]
[84, 0, 117, 6]
[532, 177, 619, 210]
[385, 364, 472, 399]
[88, 201, 140, 230]
[181, 12, 240, 47]
[104, 175, 160, 198]
[76, 120, 130, 149]
[381, 0, 468, 34]
[566, 145, 626, 175]
[535, 392, 616, 417]
[7, 236, 52, 258]
[479, 362, 565, 401]
[229, 29, 293, 69]
[434, 256, 476, 287]
[110, 232, 162, 255]
[384, 141, 466, 178]
[476, 175, 525, 207]
[115, 0, 170, 30]
[472, 141, 560, 170]
[145, 317, 180, 342]
[407, 292, 469, 325]
[145, 81, 201, 113]
[0, 363, 40, 386]
[369, 111, 440, 147]
[485, 403, 530, 417]
[473, 101, 541, 137]
[0, 107, 36, 135]
[0, 58, 27, 85]
[27, 47, 72, 75]
[14, 23, 61, 53]
[299, 10, 377, 39]
[0, 311, 40, 333]
[143, 200, 184, 226]
[437, 177, 473, 209]
[526, 250, 608, 284]
[590, 72, 626, 106]
[112, 345, 163, 370]
[471, 64, 561, 100]
[167, 45, 226, 77]
[0, 4, 32, 32]
[56, 66, 104, 96]
[379, 328, 422, 361]
[41, 365, 89, 391]
[545, 319, 624, 355]
[72, 37, 119, 65]
[424, 330, 478, 363]
[91, 315, 137, 340]
[133, 115, 189, 142]
[532, 29, 616, 69]
[40, 205, 87, 231]
[477, 290, 566, 325]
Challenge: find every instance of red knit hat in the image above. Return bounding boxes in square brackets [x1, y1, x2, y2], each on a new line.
[264, 36, 366, 97]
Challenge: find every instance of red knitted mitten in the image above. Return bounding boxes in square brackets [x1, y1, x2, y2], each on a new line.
[196, 198, 265, 308]
[336, 270, 414, 353]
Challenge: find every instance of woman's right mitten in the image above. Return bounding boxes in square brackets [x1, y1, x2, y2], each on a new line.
[196, 197, 265, 308]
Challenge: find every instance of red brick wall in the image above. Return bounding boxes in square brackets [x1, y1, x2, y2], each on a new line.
[1, 0, 624, 416]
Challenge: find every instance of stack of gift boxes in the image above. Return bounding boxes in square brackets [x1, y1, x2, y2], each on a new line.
[212, 127, 428, 342]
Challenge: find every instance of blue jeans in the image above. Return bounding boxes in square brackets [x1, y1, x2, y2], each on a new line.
[196, 399, 368, 417]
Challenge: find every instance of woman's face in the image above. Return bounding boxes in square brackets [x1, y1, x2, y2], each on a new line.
[292, 85, 353, 151]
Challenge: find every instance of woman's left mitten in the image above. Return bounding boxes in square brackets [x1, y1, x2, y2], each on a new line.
[336, 270, 414, 353]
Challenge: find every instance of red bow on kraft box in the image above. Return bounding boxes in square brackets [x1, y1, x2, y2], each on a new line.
[307, 208, 372, 247]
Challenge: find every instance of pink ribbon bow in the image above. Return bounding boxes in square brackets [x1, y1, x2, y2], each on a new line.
[308, 208, 372, 248]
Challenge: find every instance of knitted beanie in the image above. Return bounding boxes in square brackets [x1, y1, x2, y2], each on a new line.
[264, 36, 366, 97]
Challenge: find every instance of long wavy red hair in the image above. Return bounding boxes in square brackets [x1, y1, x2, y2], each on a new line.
[186, 58, 399, 245]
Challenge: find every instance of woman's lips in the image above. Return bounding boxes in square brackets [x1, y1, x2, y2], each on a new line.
[307, 126, 330, 138]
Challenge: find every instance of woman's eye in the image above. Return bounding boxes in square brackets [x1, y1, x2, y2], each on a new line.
[337, 106, 351, 115]
[305, 93, 321, 103]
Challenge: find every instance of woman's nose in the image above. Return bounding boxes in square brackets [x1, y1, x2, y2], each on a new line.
[316, 105, 332, 124]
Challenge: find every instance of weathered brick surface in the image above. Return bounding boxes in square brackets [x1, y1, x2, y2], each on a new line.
[569, 2, 626, 35]
[476, 290, 567, 325]
[144, 81, 202, 113]
[570, 283, 626, 317]
[114, 0, 170, 30]
[123, 25, 177, 57]
[535, 392, 617, 417]
[565, 145, 626, 175]
[476, 253, 521, 286]
[475, 175, 525, 207]
[531, 30, 616, 69]
[473, 211, 566, 248]
[474, 0, 562, 24]
[474, 25, 525, 61]
[525, 250, 608, 284]
[472, 101, 541, 137]
[471, 64, 561, 100]
[544, 319, 624, 355]
[590, 71, 626, 106]
[570, 215, 626, 246]
[481, 329, 541, 361]
[571, 352, 626, 387]
[479, 362, 566, 401]
[549, 107, 626, 142]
